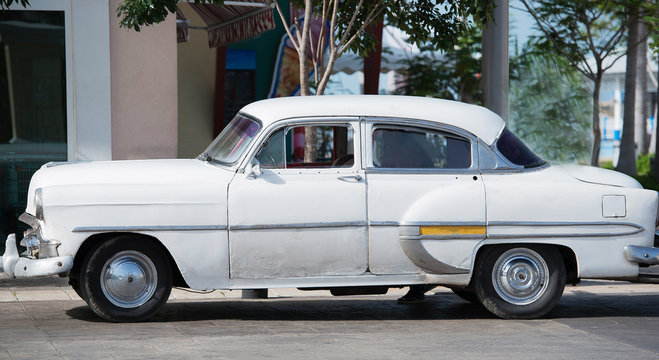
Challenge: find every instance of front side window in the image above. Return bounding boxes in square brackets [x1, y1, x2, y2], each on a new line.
[203, 114, 261, 165]
[372, 127, 471, 169]
[255, 124, 354, 169]
[496, 128, 546, 168]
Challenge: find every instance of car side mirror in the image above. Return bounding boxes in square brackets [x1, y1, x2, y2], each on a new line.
[246, 158, 262, 179]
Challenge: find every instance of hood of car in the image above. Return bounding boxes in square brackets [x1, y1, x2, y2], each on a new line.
[26, 159, 234, 214]
[558, 164, 642, 189]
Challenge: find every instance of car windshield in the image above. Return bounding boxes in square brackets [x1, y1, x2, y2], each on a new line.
[200, 114, 261, 165]
[496, 128, 546, 168]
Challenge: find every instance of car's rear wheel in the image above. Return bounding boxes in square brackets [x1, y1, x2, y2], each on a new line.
[80, 235, 172, 322]
[474, 245, 565, 319]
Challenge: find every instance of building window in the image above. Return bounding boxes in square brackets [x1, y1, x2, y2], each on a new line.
[0, 10, 66, 242]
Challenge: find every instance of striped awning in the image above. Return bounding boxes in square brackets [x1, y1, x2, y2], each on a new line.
[176, 8, 189, 43]
[179, 1, 276, 48]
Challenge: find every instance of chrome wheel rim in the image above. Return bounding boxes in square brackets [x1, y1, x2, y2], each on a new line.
[100, 250, 158, 308]
[492, 248, 548, 306]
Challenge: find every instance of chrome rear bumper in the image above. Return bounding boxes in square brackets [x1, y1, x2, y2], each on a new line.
[624, 245, 659, 265]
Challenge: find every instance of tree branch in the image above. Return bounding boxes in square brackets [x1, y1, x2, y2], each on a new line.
[272, 0, 301, 54]
[338, 1, 385, 57]
[520, 0, 594, 77]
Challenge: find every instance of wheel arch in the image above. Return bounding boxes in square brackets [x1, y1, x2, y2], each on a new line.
[473, 242, 578, 284]
[70, 232, 188, 288]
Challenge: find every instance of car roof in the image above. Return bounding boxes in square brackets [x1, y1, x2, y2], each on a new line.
[240, 95, 505, 145]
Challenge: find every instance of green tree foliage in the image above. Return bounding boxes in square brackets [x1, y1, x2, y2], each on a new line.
[322, 0, 493, 56]
[520, 0, 630, 166]
[509, 46, 592, 163]
[520, 0, 659, 167]
[115, 0, 493, 96]
[395, 27, 482, 104]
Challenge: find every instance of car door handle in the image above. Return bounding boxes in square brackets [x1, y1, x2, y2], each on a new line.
[337, 175, 362, 182]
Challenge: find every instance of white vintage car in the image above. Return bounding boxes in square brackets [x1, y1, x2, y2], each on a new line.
[1, 95, 658, 322]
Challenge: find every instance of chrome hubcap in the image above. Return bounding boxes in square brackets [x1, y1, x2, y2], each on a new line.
[492, 248, 548, 305]
[100, 250, 157, 308]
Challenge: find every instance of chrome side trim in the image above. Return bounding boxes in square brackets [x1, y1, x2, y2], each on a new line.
[369, 221, 400, 227]
[478, 140, 498, 170]
[72, 225, 227, 232]
[487, 221, 644, 238]
[363, 120, 480, 172]
[478, 162, 550, 174]
[488, 221, 644, 228]
[371, 221, 486, 227]
[400, 234, 485, 241]
[366, 169, 479, 175]
[230, 221, 367, 231]
[237, 116, 361, 172]
[488, 232, 644, 239]
[361, 117, 479, 142]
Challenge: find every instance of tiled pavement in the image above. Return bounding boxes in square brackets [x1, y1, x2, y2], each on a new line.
[0, 274, 658, 359]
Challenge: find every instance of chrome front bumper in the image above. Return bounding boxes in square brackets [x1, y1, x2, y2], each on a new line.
[624, 245, 659, 265]
[0, 234, 73, 278]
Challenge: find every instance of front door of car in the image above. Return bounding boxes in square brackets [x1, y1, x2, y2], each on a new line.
[227, 118, 367, 279]
[363, 120, 486, 275]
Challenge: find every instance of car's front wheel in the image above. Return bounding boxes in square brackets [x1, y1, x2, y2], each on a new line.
[80, 235, 172, 322]
[474, 245, 565, 319]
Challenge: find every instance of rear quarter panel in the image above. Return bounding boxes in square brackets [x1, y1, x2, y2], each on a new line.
[482, 166, 658, 279]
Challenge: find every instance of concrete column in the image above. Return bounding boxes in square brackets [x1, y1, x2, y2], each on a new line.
[634, 21, 648, 156]
[70, 0, 113, 161]
[109, 0, 178, 160]
[481, 0, 509, 121]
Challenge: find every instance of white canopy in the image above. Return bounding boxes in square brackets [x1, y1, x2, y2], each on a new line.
[331, 26, 423, 74]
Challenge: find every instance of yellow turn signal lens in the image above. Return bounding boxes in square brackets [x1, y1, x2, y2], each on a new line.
[419, 225, 485, 236]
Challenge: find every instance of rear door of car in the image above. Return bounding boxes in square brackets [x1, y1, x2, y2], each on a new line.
[363, 118, 486, 275]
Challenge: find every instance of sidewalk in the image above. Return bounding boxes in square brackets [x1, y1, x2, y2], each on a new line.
[0, 273, 657, 302]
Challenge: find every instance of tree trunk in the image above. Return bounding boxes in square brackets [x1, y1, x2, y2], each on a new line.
[616, 7, 639, 175]
[653, 54, 659, 181]
[590, 75, 603, 166]
[363, 18, 384, 95]
[297, 0, 315, 162]
[297, 1, 312, 97]
[635, 21, 648, 155]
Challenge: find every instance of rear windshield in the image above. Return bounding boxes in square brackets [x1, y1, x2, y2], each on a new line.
[496, 129, 546, 168]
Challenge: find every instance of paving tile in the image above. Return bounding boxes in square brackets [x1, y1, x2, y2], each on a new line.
[0, 290, 16, 302]
[14, 290, 74, 301]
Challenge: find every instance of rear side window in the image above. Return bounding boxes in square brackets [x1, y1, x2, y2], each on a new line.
[496, 129, 546, 168]
[372, 127, 471, 169]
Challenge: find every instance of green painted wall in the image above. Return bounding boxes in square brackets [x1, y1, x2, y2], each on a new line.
[227, 0, 290, 100]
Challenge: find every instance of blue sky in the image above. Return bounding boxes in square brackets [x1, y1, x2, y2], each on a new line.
[510, 0, 538, 49]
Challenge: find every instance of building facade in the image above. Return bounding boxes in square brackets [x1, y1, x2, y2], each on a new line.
[0, 0, 177, 241]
